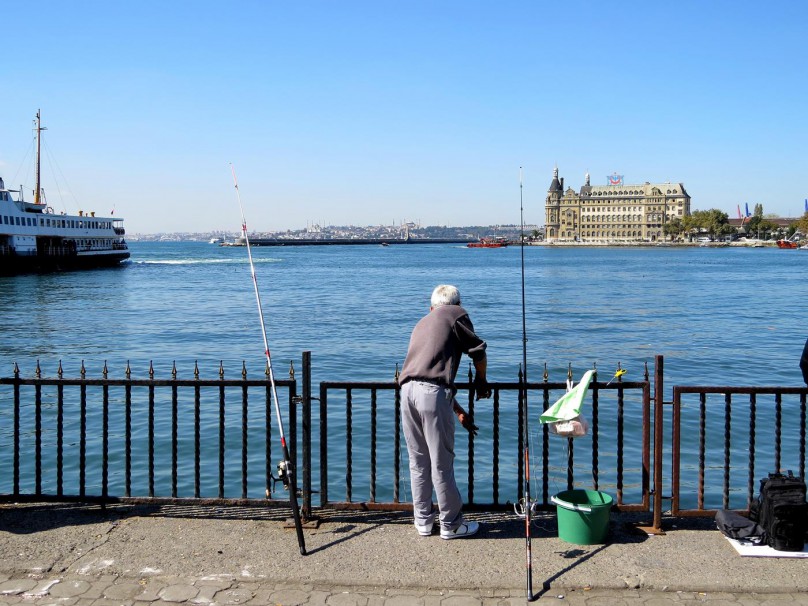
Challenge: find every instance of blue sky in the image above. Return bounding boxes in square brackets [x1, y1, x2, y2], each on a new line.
[2, 1, 806, 234]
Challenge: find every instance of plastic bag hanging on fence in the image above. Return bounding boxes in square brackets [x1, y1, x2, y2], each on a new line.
[540, 369, 594, 437]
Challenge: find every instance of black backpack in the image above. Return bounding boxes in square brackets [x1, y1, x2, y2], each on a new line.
[750, 471, 808, 552]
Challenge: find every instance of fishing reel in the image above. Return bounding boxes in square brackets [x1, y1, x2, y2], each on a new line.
[271, 459, 294, 491]
[514, 496, 538, 519]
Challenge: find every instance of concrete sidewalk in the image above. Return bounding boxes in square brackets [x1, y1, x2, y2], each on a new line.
[0, 502, 806, 605]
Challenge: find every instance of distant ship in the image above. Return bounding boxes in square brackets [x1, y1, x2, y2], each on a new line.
[0, 111, 129, 275]
[776, 239, 799, 249]
[467, 237, 509, 248]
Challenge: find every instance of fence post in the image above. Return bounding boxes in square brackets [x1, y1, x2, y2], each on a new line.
[652, 354, 664, 532]
[319, 380, 329, 507]
[301, 351, 313, 519]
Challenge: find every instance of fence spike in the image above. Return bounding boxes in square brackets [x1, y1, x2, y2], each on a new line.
[14, 362, 20, 378]
[394, 363, 399, 383]
[219, 360, 225, 379]
[35, 360, 41, 378]
[149, 361, 154, 379]
[543, 362, 548, 382]
[81, 360, 86, 378]
[126, 360, 131, 379]
[194, 360, 200, 379]
[287, 360, 294, 380]
[242, 361, 248, 379]
[644, 361, 649, 382]
[567, 363, 572, 382]
[103, 360, 108, 379]
[58, 360, 64, 379]
[172, 361, 177, 379]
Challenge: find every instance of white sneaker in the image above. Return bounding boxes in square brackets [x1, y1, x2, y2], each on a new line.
[440, 520, 480, 540]
[414, 520, 434, 536]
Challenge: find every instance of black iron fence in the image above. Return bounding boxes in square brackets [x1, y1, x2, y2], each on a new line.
[0, 359, 300, 508]
[671, 384, 808, 516]
[318, 364, 651, 513]
[2, 354, 806, 524]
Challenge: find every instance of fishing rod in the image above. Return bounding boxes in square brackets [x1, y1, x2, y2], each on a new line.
[230, 164, 307, 556]
[519, 167, 536, 601]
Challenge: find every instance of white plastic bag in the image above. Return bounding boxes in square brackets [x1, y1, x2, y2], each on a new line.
[549, 413, 589, 437]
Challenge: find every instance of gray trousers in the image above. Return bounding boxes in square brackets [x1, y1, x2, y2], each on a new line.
[401, 380, 463, 530]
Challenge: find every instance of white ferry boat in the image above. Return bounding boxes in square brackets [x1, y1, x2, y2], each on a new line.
[0, 111, 129, 275]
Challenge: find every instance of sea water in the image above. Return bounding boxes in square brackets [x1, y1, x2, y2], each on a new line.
[0, 242, 806, 507]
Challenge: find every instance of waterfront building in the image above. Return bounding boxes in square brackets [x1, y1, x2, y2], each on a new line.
[544, 168, 691, 243]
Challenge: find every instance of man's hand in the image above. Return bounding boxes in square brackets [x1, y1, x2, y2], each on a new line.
[474, 375, 492, 400]
[457, 412, 479, 436]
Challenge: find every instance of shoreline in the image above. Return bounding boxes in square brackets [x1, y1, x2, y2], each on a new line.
[221, 237, 475, 246]
[531, 240, 775, 248]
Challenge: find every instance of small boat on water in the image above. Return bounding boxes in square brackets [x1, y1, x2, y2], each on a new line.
[468, 237, 509, 248]
[776, 239, 799, 249]
[0, 111, 129, 275]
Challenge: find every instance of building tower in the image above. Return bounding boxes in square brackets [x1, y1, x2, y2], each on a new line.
[544, 168, 690, 243]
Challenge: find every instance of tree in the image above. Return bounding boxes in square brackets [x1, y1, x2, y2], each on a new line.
[664, 217, 684, 240]
[746, 203, 766, 235]
[689, 209, 730, 237]
[797, 212, 808, 236]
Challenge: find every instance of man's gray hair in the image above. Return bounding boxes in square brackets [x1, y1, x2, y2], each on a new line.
[431, 284, 461, 308]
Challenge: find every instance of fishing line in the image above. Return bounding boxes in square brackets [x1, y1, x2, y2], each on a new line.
[230, 163, 307, 556]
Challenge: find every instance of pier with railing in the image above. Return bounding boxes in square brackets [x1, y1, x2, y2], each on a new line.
[1, 354, 806, 532]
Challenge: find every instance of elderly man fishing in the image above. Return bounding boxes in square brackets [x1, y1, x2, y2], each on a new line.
[399, 284, 491, 539]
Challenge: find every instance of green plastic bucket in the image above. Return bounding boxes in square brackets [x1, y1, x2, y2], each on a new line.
[551, 489, 613, 545]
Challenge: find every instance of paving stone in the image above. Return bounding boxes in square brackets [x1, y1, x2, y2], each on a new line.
[24, 578, 64, 598]
[157, 584, 199, 603]
[267, 589, 309, 605]
[0, 580, 37, 596]
[48, 580, 91, 599]
[698, 594, 740, 602]
[213, 587, 255, 604]
[77, 577, 116, 600]
[324, 593, 368, 606]
[306, 589, 332, 606]
[134, 581, 169, 603]
[103, 583, 145, 600]
[189, 585, 220, 604]
[241, 589, 275, 605]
